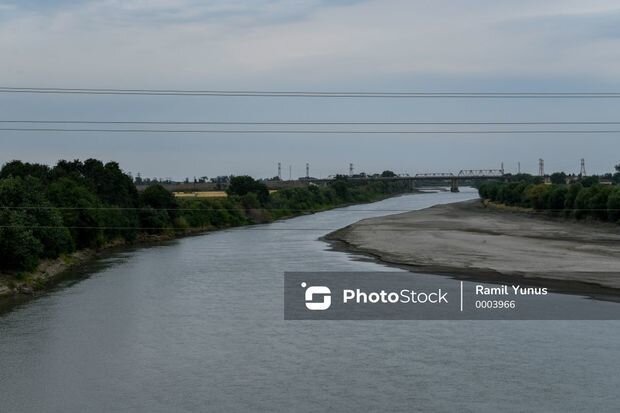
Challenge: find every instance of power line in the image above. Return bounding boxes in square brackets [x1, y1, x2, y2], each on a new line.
[2, 128, 620, 134]
[3, 87, 620, 98]
[3, 120, 620, 126]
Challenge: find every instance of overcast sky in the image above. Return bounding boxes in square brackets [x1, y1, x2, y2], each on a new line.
[1, 0, 620, 179]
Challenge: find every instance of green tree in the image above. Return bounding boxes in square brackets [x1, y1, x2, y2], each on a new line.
[550, 172, 567, 185]
[138, 207, 171, 234]
[507, 173, 542, 184]
[580, 176, 599, 188]
[574, 187, 593, 219]
[0, 210, 43, 271]
[607, 187, 620, 222]
[498, 182, 527, 206]
[330, 180, 350, 202]
[226, 176, 269, 205]
[47, 177, 103, 248]
[524, 184, 551, 210]
[240, 192, 261, 209]
[612, 164, 620, 184]
[381, 170, 396, 178]
[586, 185, 612, 221]
[0, 160, 50, 181]
[139, 185, 179, 233]
[87, 160, 139, 207]
[51, 159, 139, 208]
[547, 185, 568, 215]
[0, 176, 73, 268]
[480, 182, 501, 201]
[141, 185, 178, 213]
[564, 183, 583, 212]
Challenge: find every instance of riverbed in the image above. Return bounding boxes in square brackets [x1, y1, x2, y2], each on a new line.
[0, 189, 618, 412]
[327, 199, 620, 291]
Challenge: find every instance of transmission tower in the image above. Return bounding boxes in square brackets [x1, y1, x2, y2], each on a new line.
[580, 158, 586, 176]
[349, 163, 354, 176]
[277, 162, 281, 180]
[538, 159, 545, 177]
[306, 163, 310, 178]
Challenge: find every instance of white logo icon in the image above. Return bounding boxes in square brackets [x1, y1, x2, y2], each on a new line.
[301, 282, 331, 311]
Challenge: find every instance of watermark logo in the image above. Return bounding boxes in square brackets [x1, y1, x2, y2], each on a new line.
[301, 282, 331, 311]
[284, 272, 617, 320]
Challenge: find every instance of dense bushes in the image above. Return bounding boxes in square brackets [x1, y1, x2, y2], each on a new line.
[268, 178, 408, 219]
[479, 179, 620, 222]
[226, 176, 270, 205]
[0, 162, 411, 272]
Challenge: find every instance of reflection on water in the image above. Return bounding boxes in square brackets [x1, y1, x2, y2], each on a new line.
[0, 189, 618, 412]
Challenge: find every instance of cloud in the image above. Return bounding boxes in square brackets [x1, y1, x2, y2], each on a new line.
[0, 2, 16, 12]
[1, 0, 620, 86]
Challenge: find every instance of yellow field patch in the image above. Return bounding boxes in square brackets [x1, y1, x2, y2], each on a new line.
[173, 190, 278, 198]
[173, 191, 227, 198]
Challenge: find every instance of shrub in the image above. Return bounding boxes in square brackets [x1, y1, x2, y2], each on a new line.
[607, 188, 620, 222]
[524, 184, 552, 210]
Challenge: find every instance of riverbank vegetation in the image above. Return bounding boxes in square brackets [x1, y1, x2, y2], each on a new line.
[0, 159, 412, 273]
[478, 172, 620, 223]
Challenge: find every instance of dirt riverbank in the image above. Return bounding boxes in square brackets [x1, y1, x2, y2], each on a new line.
[326, 200, 620, 292]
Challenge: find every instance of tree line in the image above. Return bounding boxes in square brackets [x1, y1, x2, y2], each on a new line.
[0, 160, 411, 272]
[478, 172, 620, 222]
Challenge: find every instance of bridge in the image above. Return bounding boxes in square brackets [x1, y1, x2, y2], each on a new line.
[138, 169, 505, 193]
[414, 169, 505, 192]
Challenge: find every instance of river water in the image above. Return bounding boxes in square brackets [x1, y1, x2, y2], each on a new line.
[0, 189, 619, 412]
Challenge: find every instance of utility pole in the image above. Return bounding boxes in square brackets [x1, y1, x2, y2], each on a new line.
[349, 163, 354, 177]
[580, 158, 587, 177]
[277, 162, 281, 180]
[306, 163, 310, 179]
[538, 159, 544, 177]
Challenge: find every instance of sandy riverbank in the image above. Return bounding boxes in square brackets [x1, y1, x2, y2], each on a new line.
[327, 200, 620, 292]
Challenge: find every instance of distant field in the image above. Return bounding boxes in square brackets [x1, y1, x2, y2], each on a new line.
[174, 190, 279, 198]
[173, 191, 228, 198]
[174, 189, 279, 198]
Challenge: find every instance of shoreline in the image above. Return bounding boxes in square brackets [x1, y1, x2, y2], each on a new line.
[325, 199, 620, 298]
[0, 190, 418, 302]
[0, 227, 211, 300]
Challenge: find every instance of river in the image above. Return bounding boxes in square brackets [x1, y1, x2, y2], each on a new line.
[0, 189, 618, 412]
